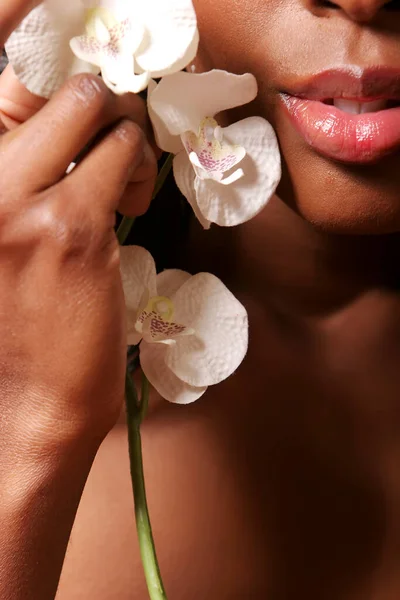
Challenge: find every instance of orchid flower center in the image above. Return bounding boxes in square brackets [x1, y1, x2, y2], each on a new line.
[141, 296, 175, 322]
[81, 7, 135, 57]
[181, 117, 247, 186]
[135, 294, 194, 345]
[69, 6, 149, 95]
[85, 8, 116, 44]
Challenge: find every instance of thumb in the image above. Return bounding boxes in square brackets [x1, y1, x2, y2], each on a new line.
[0, 64, 46, 130]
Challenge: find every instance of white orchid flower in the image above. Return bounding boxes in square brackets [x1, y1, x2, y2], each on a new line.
[5, 0, 199, 98]
[120, 246, 248, 405]
[148, 69, 282, 229]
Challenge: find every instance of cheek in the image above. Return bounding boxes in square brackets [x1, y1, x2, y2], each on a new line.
[190, 0, 304, 130]
[191, 0, 282, 129]
[191, 0, 279, 74]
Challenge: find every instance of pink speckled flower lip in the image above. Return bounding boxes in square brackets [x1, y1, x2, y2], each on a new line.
[280, 67, 400, 164]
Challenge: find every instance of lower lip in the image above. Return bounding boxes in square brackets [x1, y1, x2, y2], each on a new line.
[281, 94, 400, 164]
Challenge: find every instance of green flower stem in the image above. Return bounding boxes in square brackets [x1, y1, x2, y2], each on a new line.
[139, 372, 150, 423]
[121, 153, 174, 599]
[152, 153, 174, 199]
[125, 372, 168, 600]
[117, 153, 174, 245]
[117, 216, 136, 246]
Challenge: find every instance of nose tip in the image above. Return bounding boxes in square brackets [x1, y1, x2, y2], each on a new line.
[316, 0, 396, 22]
[339, 0, 390, 20]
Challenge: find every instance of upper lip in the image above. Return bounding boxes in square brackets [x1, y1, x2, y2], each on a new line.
[283, 67, 400, 102]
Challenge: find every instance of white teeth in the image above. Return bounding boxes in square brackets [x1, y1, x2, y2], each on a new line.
[332, 98, 388, 114]
[360, 99, 388, 114]
[333, 99, 360, 114]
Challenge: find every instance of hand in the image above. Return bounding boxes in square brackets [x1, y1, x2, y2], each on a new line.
[0, 10, 159, 599]
[0, 0, 40, 47]
[0, 1, 45, 128]
[0, 73, 158, 448]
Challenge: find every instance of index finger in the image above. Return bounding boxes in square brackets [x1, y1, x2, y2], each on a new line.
[3, 73, 148, 191]
[0, 0, 40, 47]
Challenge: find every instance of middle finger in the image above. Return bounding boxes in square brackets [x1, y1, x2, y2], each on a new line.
[2, 73, 148, 192]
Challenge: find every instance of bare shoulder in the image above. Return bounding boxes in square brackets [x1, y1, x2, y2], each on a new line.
[57, 383, 267, 600]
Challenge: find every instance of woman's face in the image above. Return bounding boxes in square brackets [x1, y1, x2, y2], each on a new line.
[192, 0, 400, 234]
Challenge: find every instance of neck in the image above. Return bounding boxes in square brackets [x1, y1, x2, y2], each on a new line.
[186, 196, 400, 318]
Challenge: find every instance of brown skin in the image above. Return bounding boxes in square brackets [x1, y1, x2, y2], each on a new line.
[0, 7, 158, 591]
[193, 0, 400, 234]
[56, 1, 400, 599]
[2, 0, 400, 599]
[0, 0, 41, 46]
[0, 73, 158, 597]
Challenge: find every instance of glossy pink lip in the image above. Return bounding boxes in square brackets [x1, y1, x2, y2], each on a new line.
[280, 68, 400, 164]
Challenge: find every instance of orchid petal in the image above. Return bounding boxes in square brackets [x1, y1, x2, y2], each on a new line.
[173, 152, 211, 230]
[127, 328, 143, 347]
[68, 35, 103, 66]
[164, 274, 248, 387]
[101, 60, 150, 95]
[5, 2, 90, 98]
[195, 117, 281, 226]
[140, 343, 207, 404]
[70, 17, 144, 64]
[149, 70, 258, 137]
[70, 13, 150, 94]
[156, 269, 192, 298]
[134, 0, 199, 77]
[92, 7, 143, 55]
[148, 80, 183, 154]
[120, 246, 157, 345]
[7, 0, 198, 98]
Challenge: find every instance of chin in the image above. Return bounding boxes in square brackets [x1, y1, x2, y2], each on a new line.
[276, 127, 400, 236]
[298, 204, 400, 236]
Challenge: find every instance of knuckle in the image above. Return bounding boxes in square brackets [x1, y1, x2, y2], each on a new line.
[25, 199, 70, 245]
[63, 73, 109, 115]
[0, 189, 103, 258]
[39, 185, 112, 254]
[20, 193, 84, 251]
